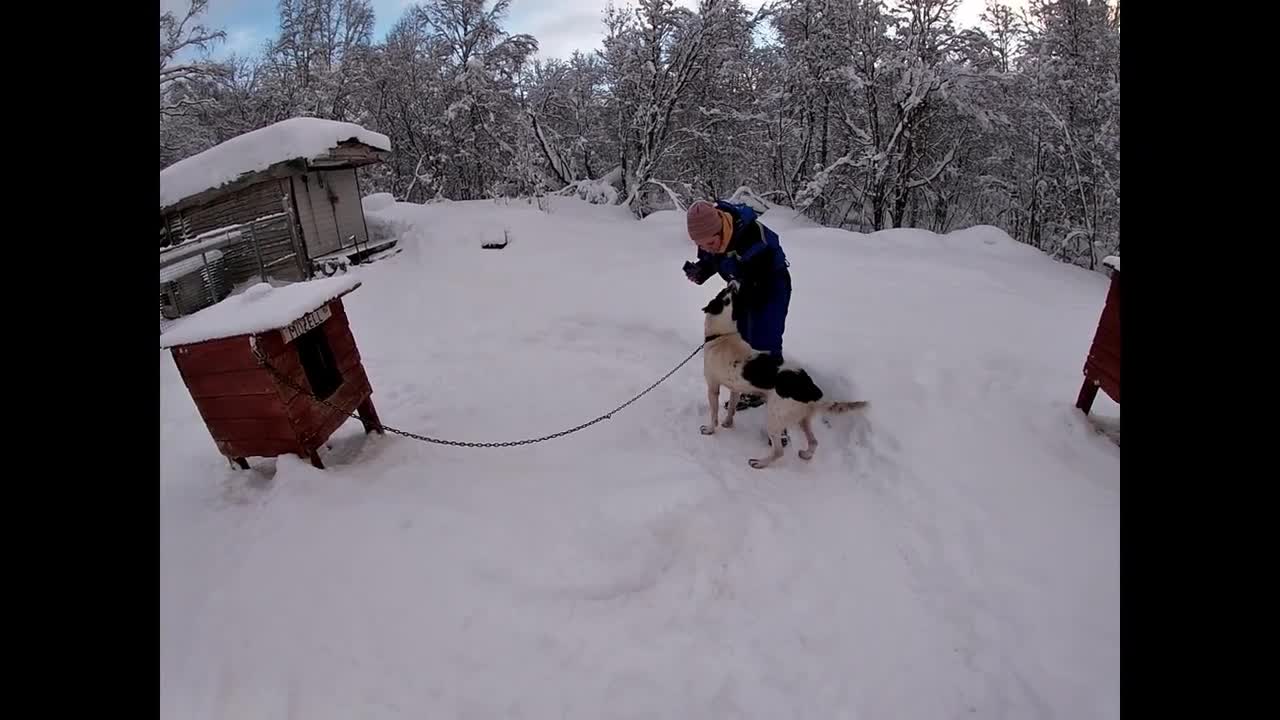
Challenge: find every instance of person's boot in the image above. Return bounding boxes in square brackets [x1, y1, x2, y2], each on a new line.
[727, 393, 766, 411]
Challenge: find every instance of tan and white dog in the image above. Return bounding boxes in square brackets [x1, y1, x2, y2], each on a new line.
[699, 284, 868, 469]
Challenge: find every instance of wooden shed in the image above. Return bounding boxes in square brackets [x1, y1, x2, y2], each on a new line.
[159, 117, 394, 278]
[1077, 255, 1121, 415]
[160, 276, 383, 470]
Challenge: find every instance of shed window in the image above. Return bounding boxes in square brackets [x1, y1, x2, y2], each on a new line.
[295, 326, 343, 400]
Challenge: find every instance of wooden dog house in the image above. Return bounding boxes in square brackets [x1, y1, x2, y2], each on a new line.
[1077, 255, 1121, 414]
[160, 276, 383, 469]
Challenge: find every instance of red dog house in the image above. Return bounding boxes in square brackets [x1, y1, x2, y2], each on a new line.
[160, 276, 383, 469]
[1077, 255, 1121, 414]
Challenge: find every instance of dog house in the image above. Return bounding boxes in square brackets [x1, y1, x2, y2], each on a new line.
[1076, 255, 1121, 414]
[160, 276, 383, 469]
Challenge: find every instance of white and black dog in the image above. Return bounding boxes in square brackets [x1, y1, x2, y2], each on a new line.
[700, 284, 868, 469]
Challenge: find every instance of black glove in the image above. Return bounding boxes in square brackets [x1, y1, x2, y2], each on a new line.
[684, 261, 713, 285]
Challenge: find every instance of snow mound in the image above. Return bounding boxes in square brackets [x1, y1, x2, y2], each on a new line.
[941, 224, 1041, 256]
[361, 192, 396, 213]
[640, 202, 818, 238]
[160, 118, 391, 209]
[363, 196, 633, 248]
[159, 276, 361, 348]
[566, 167, 622, 205]
[640, 208, 684, 226]
[727, 186, 771, 212]
[162, 196, 1118, 719]
[1103, 255, 1120, 271]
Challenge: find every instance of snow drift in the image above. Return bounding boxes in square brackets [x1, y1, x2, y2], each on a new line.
[161, 196, 1118, 719]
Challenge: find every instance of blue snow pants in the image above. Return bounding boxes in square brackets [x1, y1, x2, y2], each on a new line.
[737, 268, 792, 358]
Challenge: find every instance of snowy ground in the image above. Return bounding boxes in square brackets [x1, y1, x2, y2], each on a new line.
[160, 196, 1119, 719]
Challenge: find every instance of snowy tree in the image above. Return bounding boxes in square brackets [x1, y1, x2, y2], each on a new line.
[522, 53, 612, 189]
[159, 0, 233, 168]
[406, 0, 538, 199]
[1013, 0, 1120, 267]
[160, 0, 229, 117]
[980, 0, 1021, 72]
[601, 0, 745, 214]
[260, 0, 376, 120]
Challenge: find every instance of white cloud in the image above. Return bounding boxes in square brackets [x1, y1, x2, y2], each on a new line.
[223, 26, 260, 57]
[506, 0, 770, 61]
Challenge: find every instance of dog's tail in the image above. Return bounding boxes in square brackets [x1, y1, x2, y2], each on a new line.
[818, 400, 869, 415]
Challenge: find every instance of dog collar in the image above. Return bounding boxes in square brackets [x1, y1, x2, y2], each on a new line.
[704, 332, 738, 343]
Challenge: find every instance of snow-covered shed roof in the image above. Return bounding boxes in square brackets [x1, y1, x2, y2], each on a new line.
[159, 276, 362, 348]
[1102, 255, 1120, 272]
[160, 118, 391, 212]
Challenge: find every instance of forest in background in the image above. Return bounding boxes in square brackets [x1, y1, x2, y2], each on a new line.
[161, 0, 1119, 268]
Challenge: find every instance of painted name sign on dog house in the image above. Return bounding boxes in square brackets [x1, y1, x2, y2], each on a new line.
[281, 304, 332, 343]
[160, 276, 383, 470]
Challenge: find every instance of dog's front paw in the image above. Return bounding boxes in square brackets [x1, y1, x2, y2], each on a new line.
[798, 449, 814, 461]
[720, 418, 734, 429]
[700, 425, 716, 435]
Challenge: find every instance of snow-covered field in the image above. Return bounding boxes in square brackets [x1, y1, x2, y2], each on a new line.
[160, 196, 1119, 719]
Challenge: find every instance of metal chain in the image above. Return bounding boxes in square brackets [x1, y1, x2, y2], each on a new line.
[253, 341, 706, 448]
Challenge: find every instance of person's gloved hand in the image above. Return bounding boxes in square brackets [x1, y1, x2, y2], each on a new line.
[684, 261, 711, 284]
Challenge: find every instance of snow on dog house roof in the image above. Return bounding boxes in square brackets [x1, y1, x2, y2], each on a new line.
[159, 275, 362, 348]
[160, 118, 391, 213]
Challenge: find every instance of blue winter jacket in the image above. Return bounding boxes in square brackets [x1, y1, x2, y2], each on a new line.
[686, 201, 789, 292]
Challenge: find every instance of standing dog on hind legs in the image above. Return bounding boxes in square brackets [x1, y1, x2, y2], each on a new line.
[699, 285, 869, 469]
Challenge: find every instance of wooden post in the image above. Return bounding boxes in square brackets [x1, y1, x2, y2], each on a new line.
[1076, 380, 1099, 415]
[248, 221, 267, 280]
[200, 251, 216, 305]
[281, 188, 309, 280]
[357, 397, 385, 434]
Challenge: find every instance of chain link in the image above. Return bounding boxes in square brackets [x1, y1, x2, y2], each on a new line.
[252, 341, 706, 448]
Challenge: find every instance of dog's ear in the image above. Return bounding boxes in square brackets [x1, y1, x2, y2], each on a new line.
[702, 295, 724, 315]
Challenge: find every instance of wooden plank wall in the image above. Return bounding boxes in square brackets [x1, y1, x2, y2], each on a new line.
[170, 333, 302, 459]
[171, 179, 292, 240]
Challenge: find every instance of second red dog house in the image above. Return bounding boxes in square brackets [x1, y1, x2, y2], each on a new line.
[1077, 255, 1121, 415]
[160, 276, 383, 469]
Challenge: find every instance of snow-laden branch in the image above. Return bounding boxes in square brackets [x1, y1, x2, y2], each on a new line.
[526, 109, 572, 186]
[160, 96, 217, 117]
[907, 139, 962, 189]
[644, 179, 686, 212]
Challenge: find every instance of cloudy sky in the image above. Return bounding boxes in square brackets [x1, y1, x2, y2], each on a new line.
[163, 0, 1017, 63]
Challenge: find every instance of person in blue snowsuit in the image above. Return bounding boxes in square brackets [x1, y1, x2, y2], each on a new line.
[683, 198, 791, 411]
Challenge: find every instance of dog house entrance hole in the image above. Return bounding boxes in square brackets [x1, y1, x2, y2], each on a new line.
[296, 325, 343, 399]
